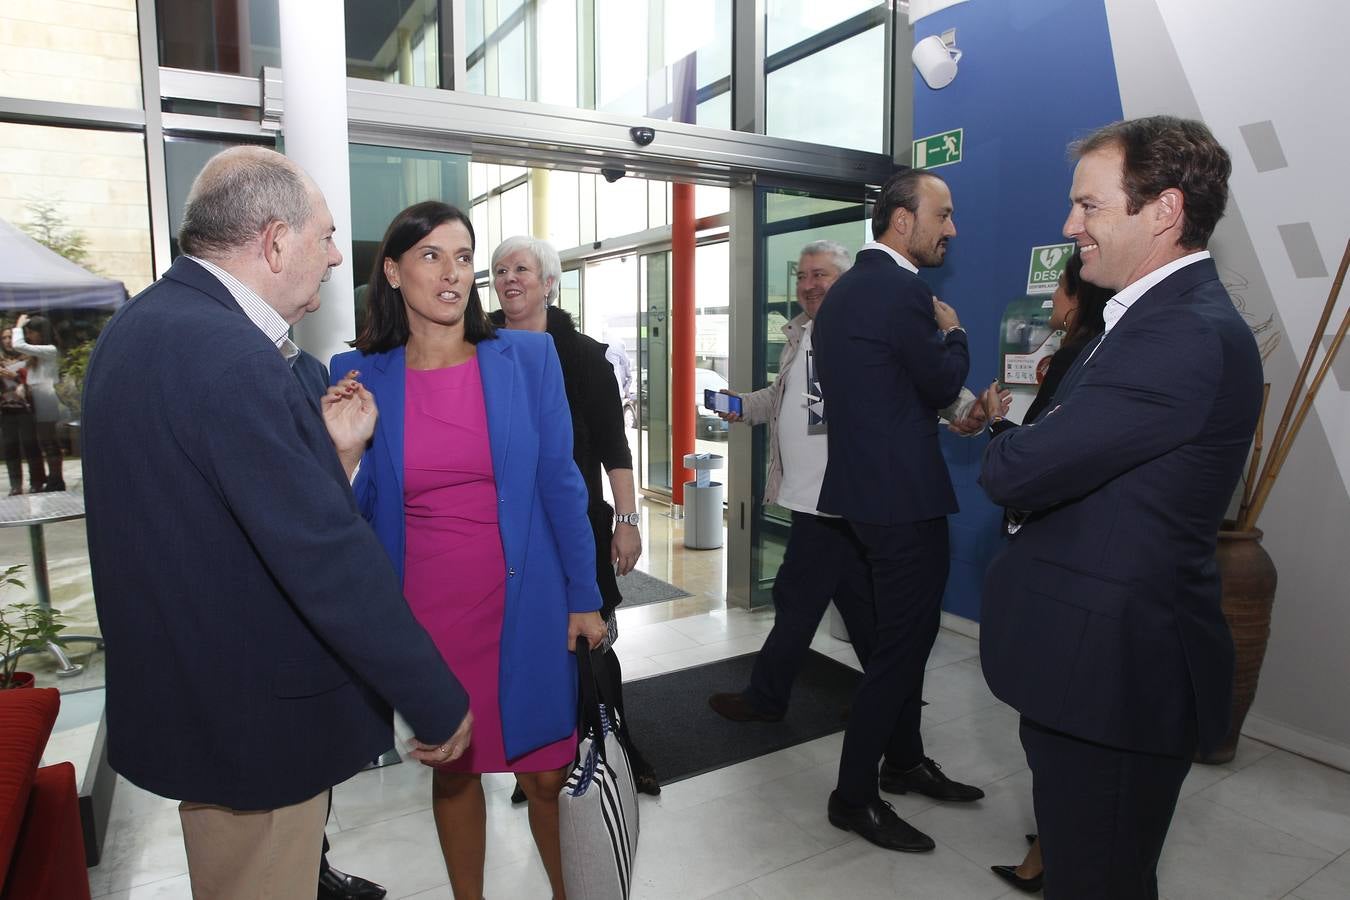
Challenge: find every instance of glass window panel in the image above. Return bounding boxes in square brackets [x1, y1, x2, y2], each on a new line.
[766, 0, 880, 55]
[557, 268, 581, 321]
[471, 201, 490, 273]
[466, 59, 486, 94]
[499, 185, 530, 243]
[595, 176, 648, 239]
[462, 1, 731, 127]
[766, 25, 886, 154]
[0, 122, 153, 645]
[1, 123, 152, 294]
[695, 185, 730, 220]
[594, 0, 647, 115]
[156, 0, 282, 75]
[345, 0, 440, 86]
[164, 136, 278, 259]
[697, 91, 731, 130]
[347, 143, 472, 334]
[536, 0, 578, 108]
[647, 179, 667, 231]
[0, 1, 142, 107]
[496, 22, 530, 100]
[543, 170, 580, 251]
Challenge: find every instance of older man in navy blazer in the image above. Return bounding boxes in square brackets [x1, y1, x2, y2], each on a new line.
[82, 147, 472, 898]
[813, 169, 987, 853]
[979, 117, 1263, 897]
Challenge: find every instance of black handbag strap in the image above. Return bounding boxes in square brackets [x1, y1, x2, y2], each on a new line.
[575, 638, 608, 749]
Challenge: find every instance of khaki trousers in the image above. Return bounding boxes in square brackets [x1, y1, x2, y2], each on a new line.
[179, 789, 327, 899]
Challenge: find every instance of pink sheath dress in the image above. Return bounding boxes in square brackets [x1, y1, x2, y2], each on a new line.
[403, 358, 574, 773]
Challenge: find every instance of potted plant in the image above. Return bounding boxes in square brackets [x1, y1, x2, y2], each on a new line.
[1198, 238, 1349, 764]
[1, 564, 67, 689]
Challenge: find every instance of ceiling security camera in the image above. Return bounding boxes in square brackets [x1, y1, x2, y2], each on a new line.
[601, 168, 626, 183]
[630, 126, 656, 147]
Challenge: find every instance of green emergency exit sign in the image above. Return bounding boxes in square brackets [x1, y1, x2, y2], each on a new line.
[912, 128, 963, 169]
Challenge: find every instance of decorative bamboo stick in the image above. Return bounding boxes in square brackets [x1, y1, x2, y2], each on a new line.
[1236, 382, 1271, 525]
[1243, 295, 1350, 529]
[1250, 238, 1350, 511]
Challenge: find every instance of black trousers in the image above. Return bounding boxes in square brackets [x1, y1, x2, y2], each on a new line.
[1020, 717, 1192, 900]
[835, 517, 948, 806]
[744, 511, 875, 716]
[1, 410, 43, 489]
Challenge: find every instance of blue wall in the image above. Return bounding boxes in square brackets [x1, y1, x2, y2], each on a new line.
[916, 0, 1123, 621]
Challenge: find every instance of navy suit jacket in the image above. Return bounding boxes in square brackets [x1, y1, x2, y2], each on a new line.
[813, 248, 971, 524]
[331, 329, 601, 761]
[82, 257, 469, 809]
[979, 258, 1263, 756]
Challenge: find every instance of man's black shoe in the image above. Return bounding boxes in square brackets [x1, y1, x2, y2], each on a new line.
[879, 757, 985, 802]
[708, 692, 783, 723]
[826, 791, 935, 853]
[318, 863, 387, 900]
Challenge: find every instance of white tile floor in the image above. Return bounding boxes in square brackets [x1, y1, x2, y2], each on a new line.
[81, 502, 1350, 898]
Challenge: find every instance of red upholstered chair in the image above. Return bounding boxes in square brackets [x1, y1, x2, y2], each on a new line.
[0, 687, 92, 900]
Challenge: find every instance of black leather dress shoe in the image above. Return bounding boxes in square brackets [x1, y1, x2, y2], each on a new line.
[826, 791, 935, 852]
[318, 864, 387, 900]
[991, 864, 1043, 893]
[879, 757, 985, 802]
[708, 692, 783, 723]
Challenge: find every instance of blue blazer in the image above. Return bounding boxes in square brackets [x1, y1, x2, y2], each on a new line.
[813, 248, 971, 524]
[81, 257, 469, 810]
[331, 329, 601, 760]
[978, 258, 1263, 756]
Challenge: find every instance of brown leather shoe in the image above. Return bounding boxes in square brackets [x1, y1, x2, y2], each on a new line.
[708, 692, 784, 723]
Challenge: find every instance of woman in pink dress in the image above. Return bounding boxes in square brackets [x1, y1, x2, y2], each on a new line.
[331, 201, 605, 899]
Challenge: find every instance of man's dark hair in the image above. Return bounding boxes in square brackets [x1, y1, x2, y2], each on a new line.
[1074, 116, 1231, 249]
[352, 201, 496, 353]
[871, 169, 945, 240]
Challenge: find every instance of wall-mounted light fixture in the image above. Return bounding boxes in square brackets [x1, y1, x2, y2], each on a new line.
[913, 31, 962, 89]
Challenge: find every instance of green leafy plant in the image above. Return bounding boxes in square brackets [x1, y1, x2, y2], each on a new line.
[0, 564, 68, 688]
[21, 200, 97, 271]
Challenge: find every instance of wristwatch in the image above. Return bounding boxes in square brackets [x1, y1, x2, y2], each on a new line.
[615, 512, 641, 526]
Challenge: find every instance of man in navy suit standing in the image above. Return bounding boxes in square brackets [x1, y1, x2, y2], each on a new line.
[814, 169, 986, 853]
[83, 147, 473, 898]
[979, 117, 1263, 897]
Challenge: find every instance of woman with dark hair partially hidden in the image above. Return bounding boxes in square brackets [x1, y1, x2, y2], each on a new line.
[981, 249, 1113, 894]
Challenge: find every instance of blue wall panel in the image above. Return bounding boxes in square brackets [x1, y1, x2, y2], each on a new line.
[913, 0, 1123, 621]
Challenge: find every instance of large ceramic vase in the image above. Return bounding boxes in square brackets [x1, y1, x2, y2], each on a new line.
[1199, 525, 1278, 764]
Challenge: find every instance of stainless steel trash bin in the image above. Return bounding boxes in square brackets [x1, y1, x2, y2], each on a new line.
[682, 453, 724, 549]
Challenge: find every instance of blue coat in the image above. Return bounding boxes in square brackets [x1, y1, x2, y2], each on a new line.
[979, 258, 1263, 756]
[81, 257, 469, 810]
[331, 329, 602, 760]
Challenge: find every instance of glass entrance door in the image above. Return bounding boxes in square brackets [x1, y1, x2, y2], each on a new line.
[747, 184, 871, 607]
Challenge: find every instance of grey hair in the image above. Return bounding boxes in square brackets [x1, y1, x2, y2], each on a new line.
[178, 146, 314, 258]
[491, 235, 563, 303]
[799, 239, 852, 274]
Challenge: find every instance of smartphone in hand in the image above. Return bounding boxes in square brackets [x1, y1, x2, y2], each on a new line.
[704, 389, 742, 416]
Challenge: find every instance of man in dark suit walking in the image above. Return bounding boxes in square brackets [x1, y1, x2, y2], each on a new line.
[978, 117, 1263, 898]
[82, 146, 473, 898]
[813, 169, 986, 853]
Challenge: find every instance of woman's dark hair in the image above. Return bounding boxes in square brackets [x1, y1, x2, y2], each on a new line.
[23, 315, 60, 349]
[1060, 250, 1113, 345]
[351, 201, 496, 353]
